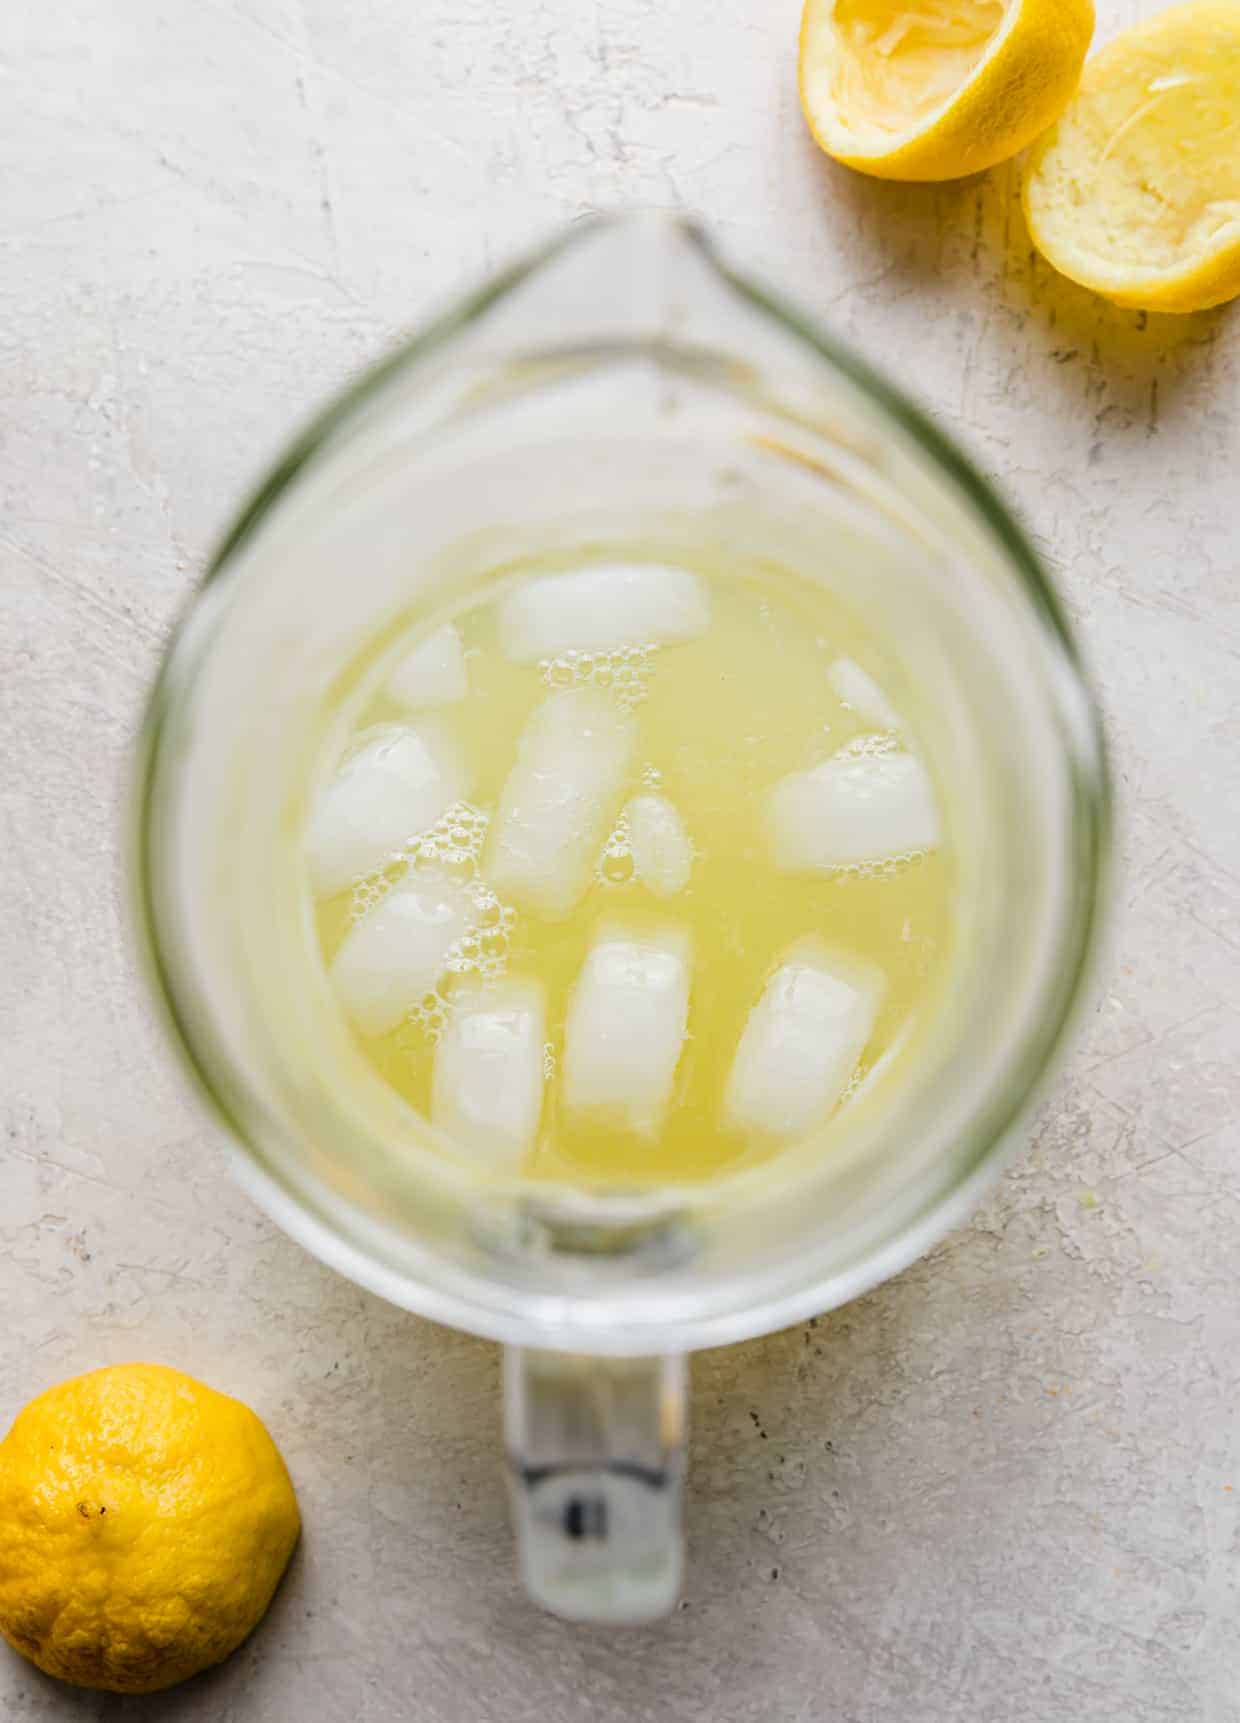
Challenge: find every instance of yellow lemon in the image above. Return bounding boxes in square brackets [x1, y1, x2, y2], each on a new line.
[0, 1364, 300, 1693]
[1024, 2, 1240, 313]
[800, 0, 1095, 181]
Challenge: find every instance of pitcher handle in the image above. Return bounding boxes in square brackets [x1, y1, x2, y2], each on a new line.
[503, 1347, 686, 1623]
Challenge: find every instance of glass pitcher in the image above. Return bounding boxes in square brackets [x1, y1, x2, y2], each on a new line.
[135, 214, 1109, 1624]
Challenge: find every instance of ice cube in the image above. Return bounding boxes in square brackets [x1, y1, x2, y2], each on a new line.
[625, 793, 693, 898]
[563, 922, 691, 1139]
[387, 624, 469, 711]
[485, 687, 635, 918]
[330, 880, 477, 1037]
[498, 564, 711, 664]
[828, 658, 902, 733]
[723, 940, 885, 1140]
[306, 726, 464, 897]
[432, 978, 545, 1167]
[767, 747, 939, 871]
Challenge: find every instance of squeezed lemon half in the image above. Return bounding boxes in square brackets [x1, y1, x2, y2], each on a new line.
[1024, 1, 1240, 313]
[799, 0, 1095, 181]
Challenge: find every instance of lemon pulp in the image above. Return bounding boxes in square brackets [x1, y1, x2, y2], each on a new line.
[1024, 1, 1240, 311]
[800, 0, 1093, 181]
[831, 2, 1008, 139]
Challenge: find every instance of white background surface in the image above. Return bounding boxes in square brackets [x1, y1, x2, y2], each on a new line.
[3, 1, 1238, 1717]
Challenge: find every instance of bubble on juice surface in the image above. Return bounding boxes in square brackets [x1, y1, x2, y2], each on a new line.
[830, 848, 929, 882]
[443, 878, 513, 983]
[597, 812, 635, 885]
[839, 1065, 864, 1105]
[348, 801, 489, 923]
[402, 800, 490, 872]
[349, 870, 395, 920]
[542, 1041, 557, 1080]
[639, 762, 663, 789]
[348, 802, 520, 1043]
[538, 643, 657, 711]
[600, 850, 635, 885]
[836, 732, 900, 762]
[401, 987, 448, 1042]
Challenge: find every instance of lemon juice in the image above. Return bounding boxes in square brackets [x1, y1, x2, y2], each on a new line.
[305, 559, 955, 1185]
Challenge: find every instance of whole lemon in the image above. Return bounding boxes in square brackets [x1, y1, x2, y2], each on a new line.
[0, 1363, 300, 1693]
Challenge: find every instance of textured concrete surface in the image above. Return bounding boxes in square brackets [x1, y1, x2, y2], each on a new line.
[2, 1, 1238, 1717]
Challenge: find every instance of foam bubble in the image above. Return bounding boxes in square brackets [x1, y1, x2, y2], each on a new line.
[344, 800, 518, 1043]
[829, 849, 930, 883]
[597, 811, 635, 886]
[538, 643, 658, 710]
[833, 732, 902, 767]
[330, 880, 478, 1037]
[349, 799, 489, 920]
[600, 850, 635, 885]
